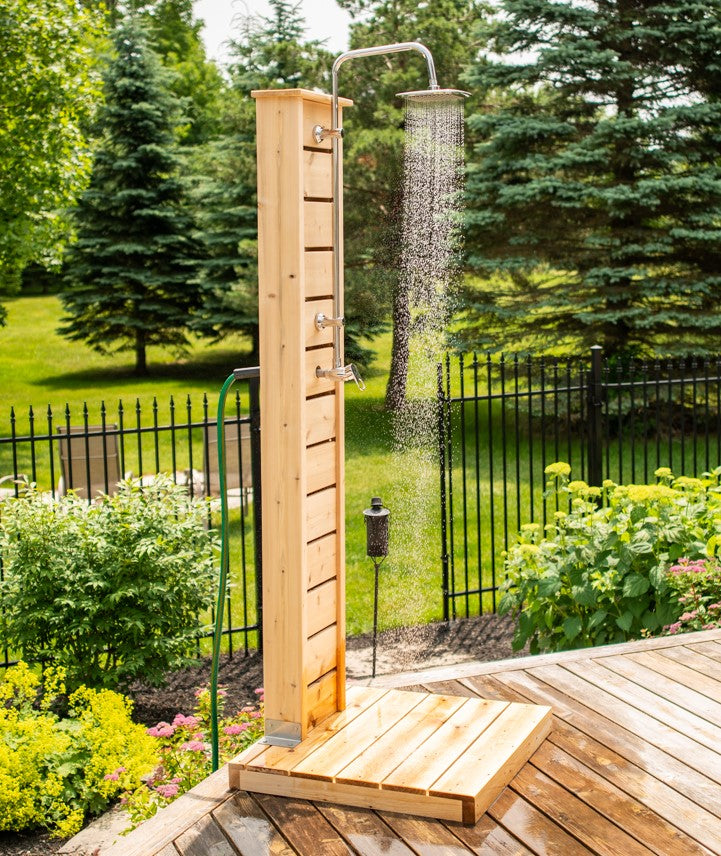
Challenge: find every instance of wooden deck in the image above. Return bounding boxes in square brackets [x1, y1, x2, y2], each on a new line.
[109, 627, 721, 856]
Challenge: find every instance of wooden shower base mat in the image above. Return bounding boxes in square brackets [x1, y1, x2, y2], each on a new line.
[228, 685, 552, 824]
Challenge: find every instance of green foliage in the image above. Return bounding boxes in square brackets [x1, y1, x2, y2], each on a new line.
[464, 0, 721, 357]
[0, 0, 105, 301]
[0, 476, 217, 690]
[499, 465, 721, 653]
[124, 685, 264, 826]
[664, 558, 721, 635]
[0, 662, 157, 838]
[60, 17, 203, 375]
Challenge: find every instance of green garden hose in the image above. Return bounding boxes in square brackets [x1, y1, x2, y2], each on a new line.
[210, 371, 236, 771]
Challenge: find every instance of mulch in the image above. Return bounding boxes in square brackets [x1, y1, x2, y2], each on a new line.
[0, 614, 523, 856]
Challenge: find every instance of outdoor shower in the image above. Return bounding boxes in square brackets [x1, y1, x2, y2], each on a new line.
[220, 42, 551, 825]
[313, 42, 469, 389]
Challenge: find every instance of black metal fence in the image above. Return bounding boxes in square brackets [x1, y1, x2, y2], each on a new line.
[438, 348, 721, 620]
[0, 371, 262, 669]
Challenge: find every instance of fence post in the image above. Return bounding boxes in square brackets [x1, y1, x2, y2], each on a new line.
[588, 345, 604, 487]
[437, 364, 450, 623]
[248, 376, 263, 653]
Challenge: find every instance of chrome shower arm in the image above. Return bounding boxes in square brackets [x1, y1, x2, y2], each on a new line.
[326, 42, 438, 371]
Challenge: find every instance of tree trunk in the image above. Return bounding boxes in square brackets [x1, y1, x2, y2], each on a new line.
[385, 281, 410, 411]
[134, 331, 147, 375]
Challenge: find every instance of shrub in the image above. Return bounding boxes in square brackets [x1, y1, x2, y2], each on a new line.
[124, 685, 264, 826]
[664, 557, 721, 635]
[500, 465, 721, 653]
[0, 662, 157, 838]
[0, 476, 217, 690]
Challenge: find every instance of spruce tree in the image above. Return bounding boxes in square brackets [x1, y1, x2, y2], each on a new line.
[463, 0, 721, 357]
[61, 18, 201, 375]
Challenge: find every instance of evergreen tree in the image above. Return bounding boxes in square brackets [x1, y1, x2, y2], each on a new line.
[61, 18, 201, 375]
[463, 0, 721, 357]
[338, 0, 487, 407]
[188, 1, 330, 357]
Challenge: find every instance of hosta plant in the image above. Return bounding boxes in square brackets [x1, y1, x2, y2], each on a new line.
[500, 464, 721, 653]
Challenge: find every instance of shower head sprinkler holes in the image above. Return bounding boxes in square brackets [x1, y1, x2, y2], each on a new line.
[396, 88, 470, 104]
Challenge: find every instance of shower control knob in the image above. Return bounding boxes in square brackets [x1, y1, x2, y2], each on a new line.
[312, 124, 344, 144]
[314, 312, 345, 331]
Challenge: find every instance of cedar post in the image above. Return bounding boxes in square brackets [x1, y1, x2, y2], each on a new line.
[252, 89, 351, 743]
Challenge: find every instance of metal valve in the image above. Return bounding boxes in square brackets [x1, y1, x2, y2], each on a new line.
[314, 312, 345, 331]
[315, 363, 366, 391]
[313, 124, 344, 145]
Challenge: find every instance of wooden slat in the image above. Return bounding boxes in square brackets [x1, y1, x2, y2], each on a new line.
[378, 813, 475, 856]
[234, 769, 464, 823]
[302, 99, 335, 150]
[381, 699, 508, 795]
[525, 664, 721, 786]
[241, 687, 388, 777]
[430, 704, 551, 818]
[254, 794, 354, 856]
[304, 201, 333, 248]
[473, 669, 721, 818]
[306, 624, 338, 685]
[512, 765, 656, 856]
[305, 393, 335, 445]
[212, 793, 295, 856]
[561, 658, 721, 753]
[531, 739, 715, 856]
[488, 789, 595, 856]
[307, 668, 340, 729]
[306, 345, 335, 397]
[303, 149, 332, 199]
[306, 531, 336, 588]
[661, 644, 721, 682]
[688, 640, 721, 662]
[316, 803, 417, 856]
[174, 814, 236, 856]
[445, 814, 536, 855]
[307, 439, 336, 495]
[600, 652, 721, 725]
[154, 847, 179, 856]
[305, 298, 334, 348]
[304, 250, 333, 300]
[307, 486, 336, 541]
[307, 577, 337, 637]
[291, 690, 425, 780]
[336, 693, 466, 787]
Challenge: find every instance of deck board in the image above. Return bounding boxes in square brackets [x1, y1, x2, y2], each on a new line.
[108, 628, 721, 856]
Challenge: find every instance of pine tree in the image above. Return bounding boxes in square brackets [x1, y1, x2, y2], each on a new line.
[61, 18, 202, 375]
[463, 0, 721, 357]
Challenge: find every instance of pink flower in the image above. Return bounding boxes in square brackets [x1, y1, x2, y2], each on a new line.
[251, 711, 262, 719]
[104, 772, 119, 781]
[191, 731, 205, 740]
[240, 706, 254, 713]
[223, 723, 248, 735]
[155, 783, 180, 799]
[666, 622, 682, 635]
[181, 740, 207, 752]
[254, 688, 264, 695]
[172, 714, 199, 729]
[147, 722, 175, 738]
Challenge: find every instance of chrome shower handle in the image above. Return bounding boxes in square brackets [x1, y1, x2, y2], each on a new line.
[315, 363, 366, 391]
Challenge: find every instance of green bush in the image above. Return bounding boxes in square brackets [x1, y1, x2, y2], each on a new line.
[0, 476, 217, 690]
[500, 464, 721, 653]
[0, 662, 157, 838]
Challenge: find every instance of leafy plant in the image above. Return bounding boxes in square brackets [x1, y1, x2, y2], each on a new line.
[664, 558, 721, 635]
[500, 464, 721, 653]
[0, 476, 217, 690]
[0, 662, 157, 838]
[124, 685, 264, 826]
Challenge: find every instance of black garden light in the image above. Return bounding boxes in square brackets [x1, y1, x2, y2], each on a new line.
[363, 497, 390, 677]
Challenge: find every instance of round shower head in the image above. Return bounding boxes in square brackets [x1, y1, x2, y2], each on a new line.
[396, 88, 470, 103]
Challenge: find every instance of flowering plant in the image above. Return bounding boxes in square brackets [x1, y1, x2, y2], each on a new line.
[500, 464, 721, 653]
[664, 558, 721, 635]
[124, 685, 264, 826]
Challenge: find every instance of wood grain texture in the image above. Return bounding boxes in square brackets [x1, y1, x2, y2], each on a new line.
[254, 793, 354, 856]
[304, 298, 334, 348]
[306, 439, 336, 495]
[317, 803, 417, 856]
[212, 793, 295, 856]
[304, 251, 333, 300]
[306, 531, 336, 588]
[304, 201, 333, 248]
[305, 394, 335, 446]
[173, 814, 236, 856]
[307, 577, 337, 637]
[305, 345, 335, 397]
[303, 149, 332, 198]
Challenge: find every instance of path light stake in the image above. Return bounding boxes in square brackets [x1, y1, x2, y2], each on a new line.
[363, 497, 389, 678]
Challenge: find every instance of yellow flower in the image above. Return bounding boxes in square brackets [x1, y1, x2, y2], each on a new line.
[545, 462, 571, 478]
[654, 467, 673, 479]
